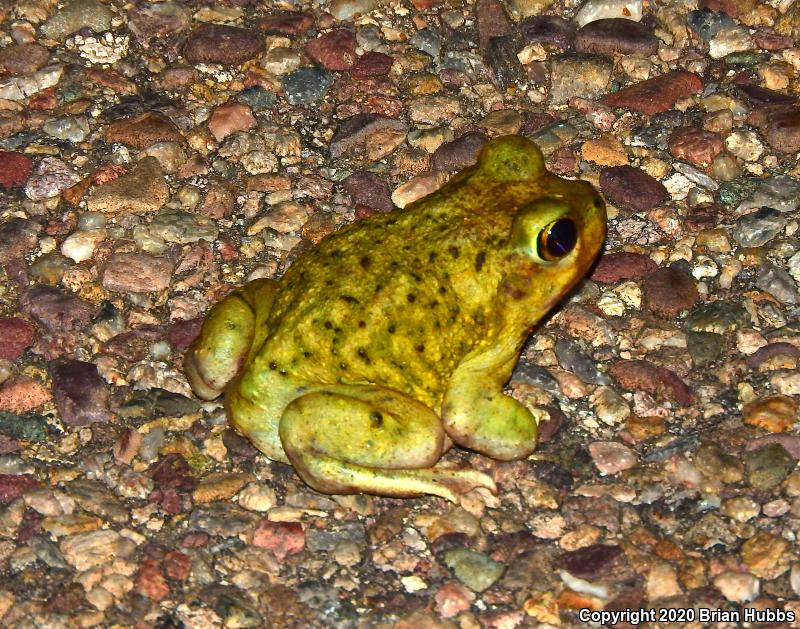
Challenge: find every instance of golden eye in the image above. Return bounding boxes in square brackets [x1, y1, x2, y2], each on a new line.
[537, 218, 577, 261]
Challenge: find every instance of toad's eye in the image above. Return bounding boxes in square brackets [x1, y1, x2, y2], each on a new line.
[537, 218, 577, 261]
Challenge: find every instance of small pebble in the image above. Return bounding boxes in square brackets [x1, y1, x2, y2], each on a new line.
[713, 572, 759, 603]
[588, 441, 637, 474]
[574, 0, 643, 27]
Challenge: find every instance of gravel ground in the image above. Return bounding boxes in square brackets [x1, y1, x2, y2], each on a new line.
[1, 0, 800, 626]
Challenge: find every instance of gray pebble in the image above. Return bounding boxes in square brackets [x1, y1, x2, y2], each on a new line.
[756, 263, 799, 304]
[282, 67, 333, 105]
[732, 208, 786, 248]
[737, 174, 800, 214]
[555, 338, 610, 385]
[409, 27, 441, 59]
[40, 0, 113, 40]
[43, 116, 90, 143]
[673, 162, 719, 190]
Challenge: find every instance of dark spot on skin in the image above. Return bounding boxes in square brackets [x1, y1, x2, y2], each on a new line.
[340, 362, 347, 370]
[448, 246, 459, 258]
[370, 411, 383, 428]
[430, 300, 439, 307]
[439, 286, 446, 294]
[325, 279, 334, 286]
[341, 295, 358, 303]
[303, 351, 311, 358]
[360, 256, 371, 269]
[475, 251, 486, 271]
[388, 324, 396, 333]
[279, 370, 287, 376]
[375, 284, 383, 293]
[324, 321, 333, 329]
[334, 327, 342, 334]
[407, 293, 416, 303]
[357, 348, 370, 362]
[269, 361, 277, 370]
[358, 320, 366, 328]
[410, 272, 422, 282]
[415, 344, 425, 352]
[429, 252, 437, 263]
[503, 282, 527, 300]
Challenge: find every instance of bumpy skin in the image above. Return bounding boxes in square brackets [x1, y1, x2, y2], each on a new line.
[186, 136, 606, 502]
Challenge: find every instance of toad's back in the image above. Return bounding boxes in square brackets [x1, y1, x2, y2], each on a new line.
[253, 196, 515, 408]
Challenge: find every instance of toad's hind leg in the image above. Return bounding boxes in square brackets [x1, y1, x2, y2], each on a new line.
[279, 386, 497, 502]
[185, 278, 276, 400]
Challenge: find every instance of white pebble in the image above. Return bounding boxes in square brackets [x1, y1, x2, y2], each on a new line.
[663, 172, 692, 200]
[791, 563, 800, 597]
[237, 482, 277, 512]
[713, 571, 759, 603]
[574, 0, 642, 27]
[60, 229, 106, 263]
[691, 255, 718, 279]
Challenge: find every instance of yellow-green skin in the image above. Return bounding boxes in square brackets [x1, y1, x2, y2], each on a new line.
[185, 136, 606, 501]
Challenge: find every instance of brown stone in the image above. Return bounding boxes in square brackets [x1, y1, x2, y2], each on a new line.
[87, 157, 169, 216]
[183, 23, 264, 66]
[251, 521, 306, 560]
[103, 111, 184, 149]
[668, 127, 725, 168]
[599, 165, 667, 212]
[641, 267, 700, 318]
[101, 253, 173, 293]
[591, 252, 658, 284]
[475, 0, 513, 51]
[0, 376, 51, 414]
[747, 105, 800, 153]
[50, 358, 111, 427]
[352, 51, 394, 79]
[602, 71, 703, 116]
[329, 114, 408, 165]
[305, 29, 356, 70]
[742, 395, 797, 433]
[574, 19, 658, 57]
[207, 102, 256, 142]
[256, 12, 314, 36]
[609, 359, 695, 406]
[19, 285, 94, 333]
[0, 152, 33, 190]
[0, 318, 35, 360]
[432, 131, 489, 172]
[0, 43, 50, 76]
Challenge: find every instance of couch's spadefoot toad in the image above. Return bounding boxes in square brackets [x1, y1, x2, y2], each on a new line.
[186, 136, 607, 501]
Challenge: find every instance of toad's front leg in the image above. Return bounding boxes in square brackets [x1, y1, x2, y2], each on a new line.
[277, 384, 497, 502]
[185, 278, 276, 400]
[442, 337, 543, 461]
